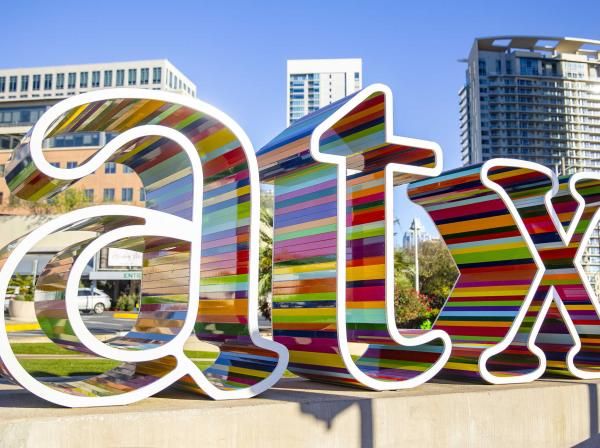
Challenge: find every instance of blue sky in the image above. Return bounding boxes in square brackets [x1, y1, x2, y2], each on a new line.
[4, 0, 600, 239]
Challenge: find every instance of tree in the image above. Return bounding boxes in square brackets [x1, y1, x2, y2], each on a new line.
[258, 192, 274, 319]
[9, 188, 91, 214]
[393, 249, 433, 328]
[8, 274, 34, 301]
[413, 240, 458, 310]
[393, 239, 458, 328]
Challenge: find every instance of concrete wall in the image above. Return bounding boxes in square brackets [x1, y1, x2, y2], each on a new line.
[0, 377, 599, 447]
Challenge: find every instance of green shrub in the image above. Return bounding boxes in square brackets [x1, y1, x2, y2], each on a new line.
[115, 294, 137, 311]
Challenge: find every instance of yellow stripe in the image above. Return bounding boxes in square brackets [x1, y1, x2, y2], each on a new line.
[451, 288, 529, 297]
[444, 361, 479, 372]
[53, 104, 88, 134]
[113, 312, 138, 320]
[6, 322, 41, 332]
[439, 321, 512, 327]
[274, 261, 336, 275]
[290, 350, 346, 368]
[272, 308, 335, 317]
[196, 128, 237, 155]
[224, 365, 270, 379]
[439, 214, 514, 234]
[450, 241, 527, 255]
[347, 264, 385, 281]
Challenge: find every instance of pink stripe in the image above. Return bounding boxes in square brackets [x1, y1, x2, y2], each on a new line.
[278, 194, 336, 214]
[275, 232, 336, 250]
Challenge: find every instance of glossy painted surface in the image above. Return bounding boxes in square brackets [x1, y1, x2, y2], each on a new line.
[258, 84, 451, 390]
[0, 89, 287, 407]
[409, 160, 600, 383]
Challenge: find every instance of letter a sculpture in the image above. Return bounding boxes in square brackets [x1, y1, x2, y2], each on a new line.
[0, 89, 288, 407]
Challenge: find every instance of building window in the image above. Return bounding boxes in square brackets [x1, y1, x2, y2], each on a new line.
[68, 72, 76, 89]
[478, 59, 486, 76]
[80, 72, 88, 88]
[9, 76, 17, 92]
[0, 77, 5, 92]
[66, 161, 77, 169]
[104, 70, 112, 87]
[104, 162, 116, 174]
[56, 73, 64, 89]
[20, 75, 29, 91]
[50, 162, 60, 168]
[520, 58, 539, 76]
[92, 71, 100, 87]
[564, 61, 586, 79]
[121, 187, 133, 202]
[103, 188, 115, 202]
[141, 68, 149, 85]
[123, 165, 133, 173]
[32, 75, 41, 90]
[44, 74, 52, 90]
[84, 189, 94, 202]
[139, 187, 146, 201]
[128, 68, 137, 85]
[152, 67, 161, 84]
[116, 70, 124, 86]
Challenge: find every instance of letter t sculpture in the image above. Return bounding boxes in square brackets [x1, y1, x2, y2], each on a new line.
[258, 84, 451, 390]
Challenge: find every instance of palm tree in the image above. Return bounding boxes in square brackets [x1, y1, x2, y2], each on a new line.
[9, 274, 34, 301]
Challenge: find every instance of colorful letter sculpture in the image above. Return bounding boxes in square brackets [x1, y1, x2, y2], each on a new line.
[257, 84, 451, 389]
[0, 89, 288, 407]
[2, 84, 600, 408]
[408, 160, 600, 383]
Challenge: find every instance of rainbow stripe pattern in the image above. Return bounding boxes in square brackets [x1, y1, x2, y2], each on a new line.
[258, 84, 451, 390]
[0, 89, 287, 407]
[408, 159, 600, 383]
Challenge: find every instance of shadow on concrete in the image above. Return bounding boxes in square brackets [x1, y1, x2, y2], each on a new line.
[154, 377, 375, 447]
[573, 382, 600, 447]
[262, 379, 374, 448]
[0, 375, 99, 409]
[0, 387, 56, 408]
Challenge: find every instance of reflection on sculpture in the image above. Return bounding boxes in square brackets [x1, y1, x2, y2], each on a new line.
[0, 89, 288, 407]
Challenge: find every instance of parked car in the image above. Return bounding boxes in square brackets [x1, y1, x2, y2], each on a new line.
[77, 288, 111, 314]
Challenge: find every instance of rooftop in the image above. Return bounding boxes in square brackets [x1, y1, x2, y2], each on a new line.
[476, 35, 600, 58]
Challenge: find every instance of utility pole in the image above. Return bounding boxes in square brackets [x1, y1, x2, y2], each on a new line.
[410, 218, 421, 293]
[32, 259, 38, 297]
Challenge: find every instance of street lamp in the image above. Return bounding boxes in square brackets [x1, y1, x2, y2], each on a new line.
[410, 218, 422, 293]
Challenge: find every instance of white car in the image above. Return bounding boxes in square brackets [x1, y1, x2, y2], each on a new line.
[77, 288, 111, 314]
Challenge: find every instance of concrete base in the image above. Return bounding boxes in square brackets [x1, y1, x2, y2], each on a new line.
[0, 377, 599, 447]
